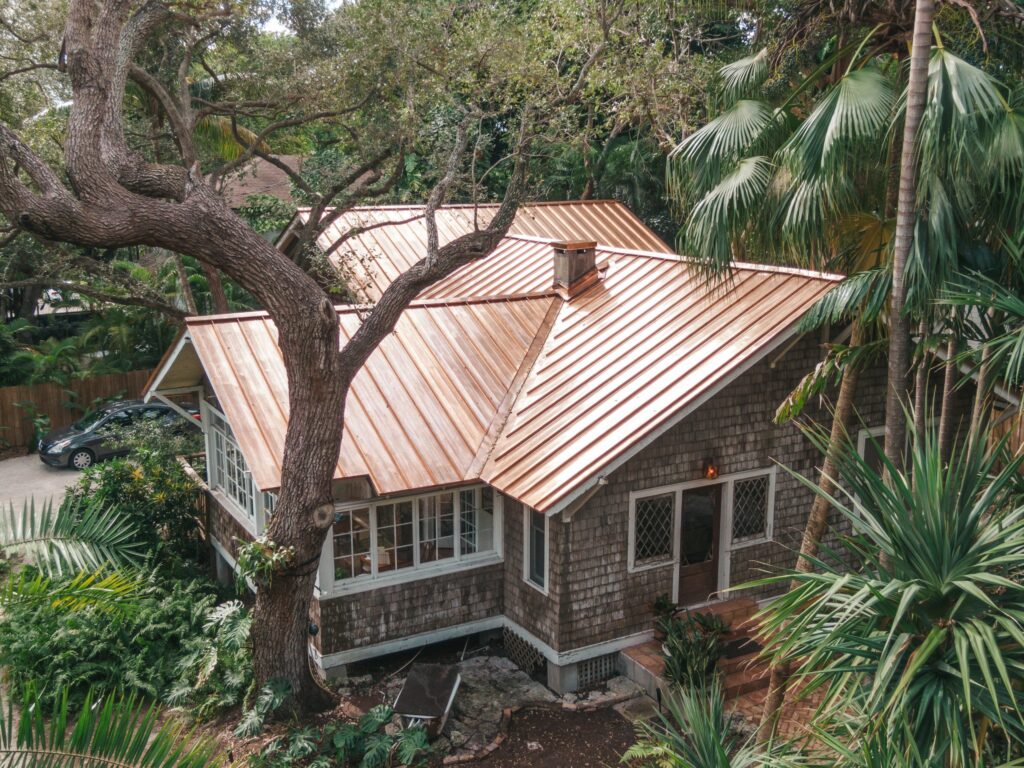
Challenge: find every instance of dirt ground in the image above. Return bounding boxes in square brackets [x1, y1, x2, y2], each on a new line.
[477, 707, 636, 768]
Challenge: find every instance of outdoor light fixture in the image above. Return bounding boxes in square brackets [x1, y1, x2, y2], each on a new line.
[701, 458, 719, 479]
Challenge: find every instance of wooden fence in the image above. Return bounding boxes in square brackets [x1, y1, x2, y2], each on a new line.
[0, 369, 153, 449]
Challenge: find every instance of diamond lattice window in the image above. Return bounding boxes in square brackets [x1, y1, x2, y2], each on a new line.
[634, 493, 674, 565]
[733, 476, 769, 542]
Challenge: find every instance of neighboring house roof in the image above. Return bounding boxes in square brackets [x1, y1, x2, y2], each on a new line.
[148, 234, 841, 512]
[218, 155, 303, 209]
[291, 201, 671, 302]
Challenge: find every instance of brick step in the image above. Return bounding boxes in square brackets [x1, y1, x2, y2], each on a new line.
[688, 597, 759, 632]
[723, 663, 771, 698]
[717, 650, 768, 676]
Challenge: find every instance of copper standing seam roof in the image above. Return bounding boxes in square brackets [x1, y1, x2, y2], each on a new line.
[300, 200, 671, 302]
[152, 241, 840, 512]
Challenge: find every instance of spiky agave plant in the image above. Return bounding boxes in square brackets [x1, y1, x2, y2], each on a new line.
[622, 683, 765, 767]
[0, 686, 222, 767]
[753, 417, 1024, 765]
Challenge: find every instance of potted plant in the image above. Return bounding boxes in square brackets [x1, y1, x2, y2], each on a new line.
[651, 593, 676, 641]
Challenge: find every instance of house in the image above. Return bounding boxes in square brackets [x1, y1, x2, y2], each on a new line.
[145, 200, 890, 692]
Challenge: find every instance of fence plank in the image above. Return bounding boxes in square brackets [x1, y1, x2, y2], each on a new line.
[0, 369, 153, 449]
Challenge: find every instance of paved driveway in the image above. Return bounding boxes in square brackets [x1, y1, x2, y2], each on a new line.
[0, 454, 81, 510]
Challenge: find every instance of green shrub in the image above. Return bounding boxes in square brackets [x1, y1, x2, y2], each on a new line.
[660, 612, 728, 689]
[248, 706, 432, 768]
[0, 572, 219, 708]
[168, 599, 255, 720]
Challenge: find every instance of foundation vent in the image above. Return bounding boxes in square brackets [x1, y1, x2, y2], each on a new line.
[577, 652, 618, 688]
[502, 627, 545, 675]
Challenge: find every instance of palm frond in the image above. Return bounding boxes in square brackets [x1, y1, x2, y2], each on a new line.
[194, 116, 271, 162]
[1, 686, 222, 767]
[941, 272, 1024, 386]
[775, 338, 887, 423]
[681, 155, 774, 273]
[0, 497, 143, 577]
[0, 567, 141, 612]
[718, 48, 769, 102]
[796, 267, 891, 332]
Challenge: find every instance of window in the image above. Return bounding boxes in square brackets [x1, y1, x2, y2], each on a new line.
[525, 507, 547, 591]
[858, 426, 886, 475]
[632, 492, 675, 568]
[333, 507, 372, 580]
[203, 402, 275, 530]
[331, 486, 501, 586]
[731, 475, 770, 543]
[206, 407, 258, 521]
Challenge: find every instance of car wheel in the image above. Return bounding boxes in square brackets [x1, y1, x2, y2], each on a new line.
[68, 448, 94, 470]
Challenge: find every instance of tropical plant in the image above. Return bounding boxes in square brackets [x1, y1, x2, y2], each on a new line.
[168, 600, 256, 721]
[753, 417, 1024, 764]
[248, 705, 431, 768]
[660, 612, 729, 689]
[622, 683, 762, 767]
[234, 679, 293, 738]
[0, 496, 143, 611]
[0, 574, 221, 709]
[0, 685, 223, 768]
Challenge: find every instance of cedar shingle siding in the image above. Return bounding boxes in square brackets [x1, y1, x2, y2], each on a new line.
[314, 335, 893, 661]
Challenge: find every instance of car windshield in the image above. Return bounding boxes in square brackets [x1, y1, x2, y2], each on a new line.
[72, 409, 110, 431]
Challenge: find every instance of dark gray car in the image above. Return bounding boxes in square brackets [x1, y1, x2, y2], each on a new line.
[38, 399, 201, 470]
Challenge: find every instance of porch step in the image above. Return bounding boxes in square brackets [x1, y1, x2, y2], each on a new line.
[680, 597, 759, 634]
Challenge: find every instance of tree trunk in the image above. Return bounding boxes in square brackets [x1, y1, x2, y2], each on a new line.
[174, 255, 198, 315]
[969, 343, 993, 438]
[937, 336, 958, 462]
[201, 261, 230, 314]
[885, 0, 934, 468]
[913, 318, 929, 439]
[757, 322, 863, 743]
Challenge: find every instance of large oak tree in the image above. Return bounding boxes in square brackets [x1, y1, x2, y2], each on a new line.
[0, 0, 623, 709]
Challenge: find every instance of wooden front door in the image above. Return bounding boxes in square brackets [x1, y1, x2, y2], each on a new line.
[678, 485, 721, 605]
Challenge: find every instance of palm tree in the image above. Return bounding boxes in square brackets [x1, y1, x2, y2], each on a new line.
[752, 418, 1024, 764]
[1, 685, 222, 767]
[0, 497, 142, 611]
[668, 34, 1024, 738]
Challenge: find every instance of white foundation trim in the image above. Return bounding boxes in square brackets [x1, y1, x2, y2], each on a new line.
[315, 614, 654, 671]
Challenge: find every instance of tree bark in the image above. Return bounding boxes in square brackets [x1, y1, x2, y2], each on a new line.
[174, 255, 198, 315]
[970, 343, 993, 438]
[885, 0, 934, 469]
[913, 318, 929, 439]
[200, 261, 229, 314]
[937, 336, 958, 462]
[757, 322, 863, 743]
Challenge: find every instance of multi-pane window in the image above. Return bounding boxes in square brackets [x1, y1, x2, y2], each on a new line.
[633, 492, 674, 566]
[527, 508, 546, 589]
[419, 493, 455, 564]
[732, 475, 770, 543]
[206, 408, 258, 521]
[376, 501, 414, 572]
[459, 486, 495, 555]
[333, 508, 372, 580]
[332, 487, 501, 584]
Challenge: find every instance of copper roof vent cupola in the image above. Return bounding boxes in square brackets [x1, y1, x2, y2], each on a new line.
[552, 240, 599, 299]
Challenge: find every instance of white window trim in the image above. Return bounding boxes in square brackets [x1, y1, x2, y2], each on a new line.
[201, 399, 274, 536]
[522, 506, 549, 596]
[627, 467, 778, 591]
[627, 489, 679, 573]
[323, 486, 504, 596]
[857, 425, 886, 461]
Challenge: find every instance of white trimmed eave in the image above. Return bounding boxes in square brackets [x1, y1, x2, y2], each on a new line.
[542, 321, 809, 518]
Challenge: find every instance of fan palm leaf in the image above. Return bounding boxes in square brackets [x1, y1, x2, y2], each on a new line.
[0, 497, 143, 578]
[0, 686, 222, 767]
[718, 48, 769, 103]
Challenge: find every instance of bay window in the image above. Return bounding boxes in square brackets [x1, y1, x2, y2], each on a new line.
[203, 401, 275, 532]
[331, 486, 502, 588]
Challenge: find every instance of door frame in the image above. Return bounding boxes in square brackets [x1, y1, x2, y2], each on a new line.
[628, 467, 777, 607]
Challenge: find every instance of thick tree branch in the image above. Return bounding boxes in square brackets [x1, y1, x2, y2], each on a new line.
[128, 64, 196, 165]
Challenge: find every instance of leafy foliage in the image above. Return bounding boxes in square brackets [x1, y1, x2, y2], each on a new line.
[236, 535, 296, 590]
[0, 685, 223, 768]
[659, 612, 728, 689]
[753, 418, 1024, 764]
[622, 683, 762, 767]
[169, 599, 256, 722]
[774, 338, 886, 424]
[0, 496, 143, 577]
[234, 679, 293, 738]
[0, 573, 220, 709]
[249, 706, 431, 768]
